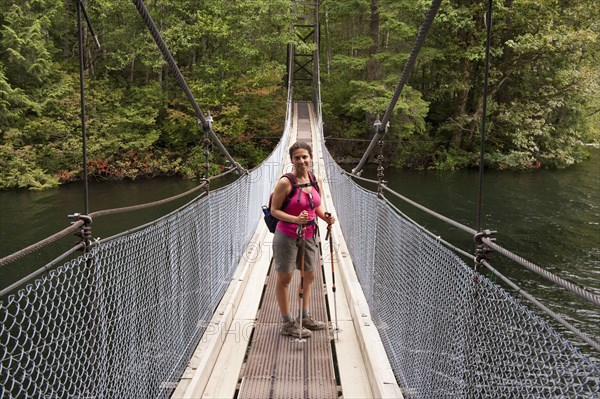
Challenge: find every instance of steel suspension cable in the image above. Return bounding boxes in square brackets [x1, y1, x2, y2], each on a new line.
[1, 1, 246, 265]
[480, 259, 600, 351]
[342, 169, 476, 234]
[353, 0, 442, 175]
[0, 186, 208, 298]
[76, 1, 89, 216]
[0, 222, 85, 268]
[130, 0, 243, 174]
[76, 0, 100, 216]
[383, 185, 477, 235]
[381, 195, 474, 259]
[89, 180, 208, 218]
[468, 0, 600, 312]
[0, 0, 98, 269]
[481, 238, 600, 307]
[0, 244, 85, 297]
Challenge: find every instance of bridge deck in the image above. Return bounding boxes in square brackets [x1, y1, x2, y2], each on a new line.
[172, 102, 401, 399]
[237, 258, 339, 398]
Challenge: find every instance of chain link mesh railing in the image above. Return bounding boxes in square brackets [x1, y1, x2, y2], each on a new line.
[3, 94, 598, 398]
[0, 103, 290, 399]
[322, 145, 599, 398]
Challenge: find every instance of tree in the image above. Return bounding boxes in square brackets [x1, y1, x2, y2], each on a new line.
[0, 2, 61, 87]
[321, 0, 431, 166]
[320, 0, 600, 169]
[0, 0, 293, 189]
[487, 0, 599, 167]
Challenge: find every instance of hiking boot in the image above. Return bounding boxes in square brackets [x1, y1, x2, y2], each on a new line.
[297, 315, 326, 331]
[281, 320, 312, 338]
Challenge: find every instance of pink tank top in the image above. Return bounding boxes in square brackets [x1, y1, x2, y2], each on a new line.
[276, 184, 321, 239]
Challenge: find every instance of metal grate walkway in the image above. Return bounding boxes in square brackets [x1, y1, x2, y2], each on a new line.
[237, 257, 340, 398]
[237, 102, 338, 398]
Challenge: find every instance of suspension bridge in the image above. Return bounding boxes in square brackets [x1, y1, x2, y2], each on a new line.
[1, 1, 599, 398]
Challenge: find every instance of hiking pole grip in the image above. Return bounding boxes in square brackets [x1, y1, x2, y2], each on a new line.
[325, 212, 332, 241]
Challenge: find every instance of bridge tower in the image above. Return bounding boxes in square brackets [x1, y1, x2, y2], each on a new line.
[289, 1, 320, 106]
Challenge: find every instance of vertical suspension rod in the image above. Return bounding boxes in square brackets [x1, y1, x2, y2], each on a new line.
[476, 0, 493, 232]
[130, 0, 243, 174]
[76, 0, 89, 216]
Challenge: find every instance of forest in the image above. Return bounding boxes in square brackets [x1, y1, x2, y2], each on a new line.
[1, 0, 598, 190]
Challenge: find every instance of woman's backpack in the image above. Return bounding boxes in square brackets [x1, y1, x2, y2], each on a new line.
[262, 172, 320, 233]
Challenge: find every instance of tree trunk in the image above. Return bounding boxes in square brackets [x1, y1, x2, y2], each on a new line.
[129, 55, 136, 83]
[63, 1, 71, 58]
[452, 60, 473, 147]
[366, 0, 381, 80]
[458, 60, 472, 115]
[369, 0, 380, 55]
[325, 7, 332, 75]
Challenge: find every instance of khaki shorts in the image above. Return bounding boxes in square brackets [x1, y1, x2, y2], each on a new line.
[273, 230, 320, 273]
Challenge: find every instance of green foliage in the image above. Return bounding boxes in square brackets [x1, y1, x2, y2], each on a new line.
[430, 146, 473, 170]
[0, 63, 31, 127]
[0, 0, 291, 190]
[320, 0, 599, 170]
[0, 141, 59, 190]
[0, 2, 61, 87]
[1, 0, 598, 189]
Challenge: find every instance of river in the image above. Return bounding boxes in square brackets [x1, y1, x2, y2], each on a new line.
[1, 149, 598, 345]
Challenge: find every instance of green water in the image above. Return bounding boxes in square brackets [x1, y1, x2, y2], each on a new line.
[1, 150, 598, 344]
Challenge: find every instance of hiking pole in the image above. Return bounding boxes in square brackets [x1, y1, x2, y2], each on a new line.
[325, 212, 340, 341]
[296, 224, 307, 343]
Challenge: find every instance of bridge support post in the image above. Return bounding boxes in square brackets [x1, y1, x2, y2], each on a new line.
[291, 1, 320, 103]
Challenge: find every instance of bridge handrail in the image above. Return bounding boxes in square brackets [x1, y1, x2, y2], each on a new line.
[0, 221, 85, 270]
[482, 237, 600, 308]
[377, 190, 600, 352]
[340, 168, 600, 310]
[480, 257, 600, 351]
[0, 127, 290, 397]
[348, 171, 600, 348]
[325, 140, 598, 395]
[0, 244, 84, 298]
[0, 169, 236, 270]
[343, 170, 477, 235]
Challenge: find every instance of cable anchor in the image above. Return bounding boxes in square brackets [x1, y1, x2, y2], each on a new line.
[197, 177, 210, 195]
[368, 115, 389, 197]
[473, 229, 497, 270]
[69, 213, 93, 251]
[375, 115, 388, 197]
[373, 114, 382, 130]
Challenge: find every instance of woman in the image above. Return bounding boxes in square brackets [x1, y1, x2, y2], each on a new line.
[270, 141, 336, 338]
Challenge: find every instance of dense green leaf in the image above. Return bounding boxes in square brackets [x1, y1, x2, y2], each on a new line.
[0, 0, 598, 189]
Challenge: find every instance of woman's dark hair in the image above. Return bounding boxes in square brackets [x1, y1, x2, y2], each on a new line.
[289, 141, 313, 160]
